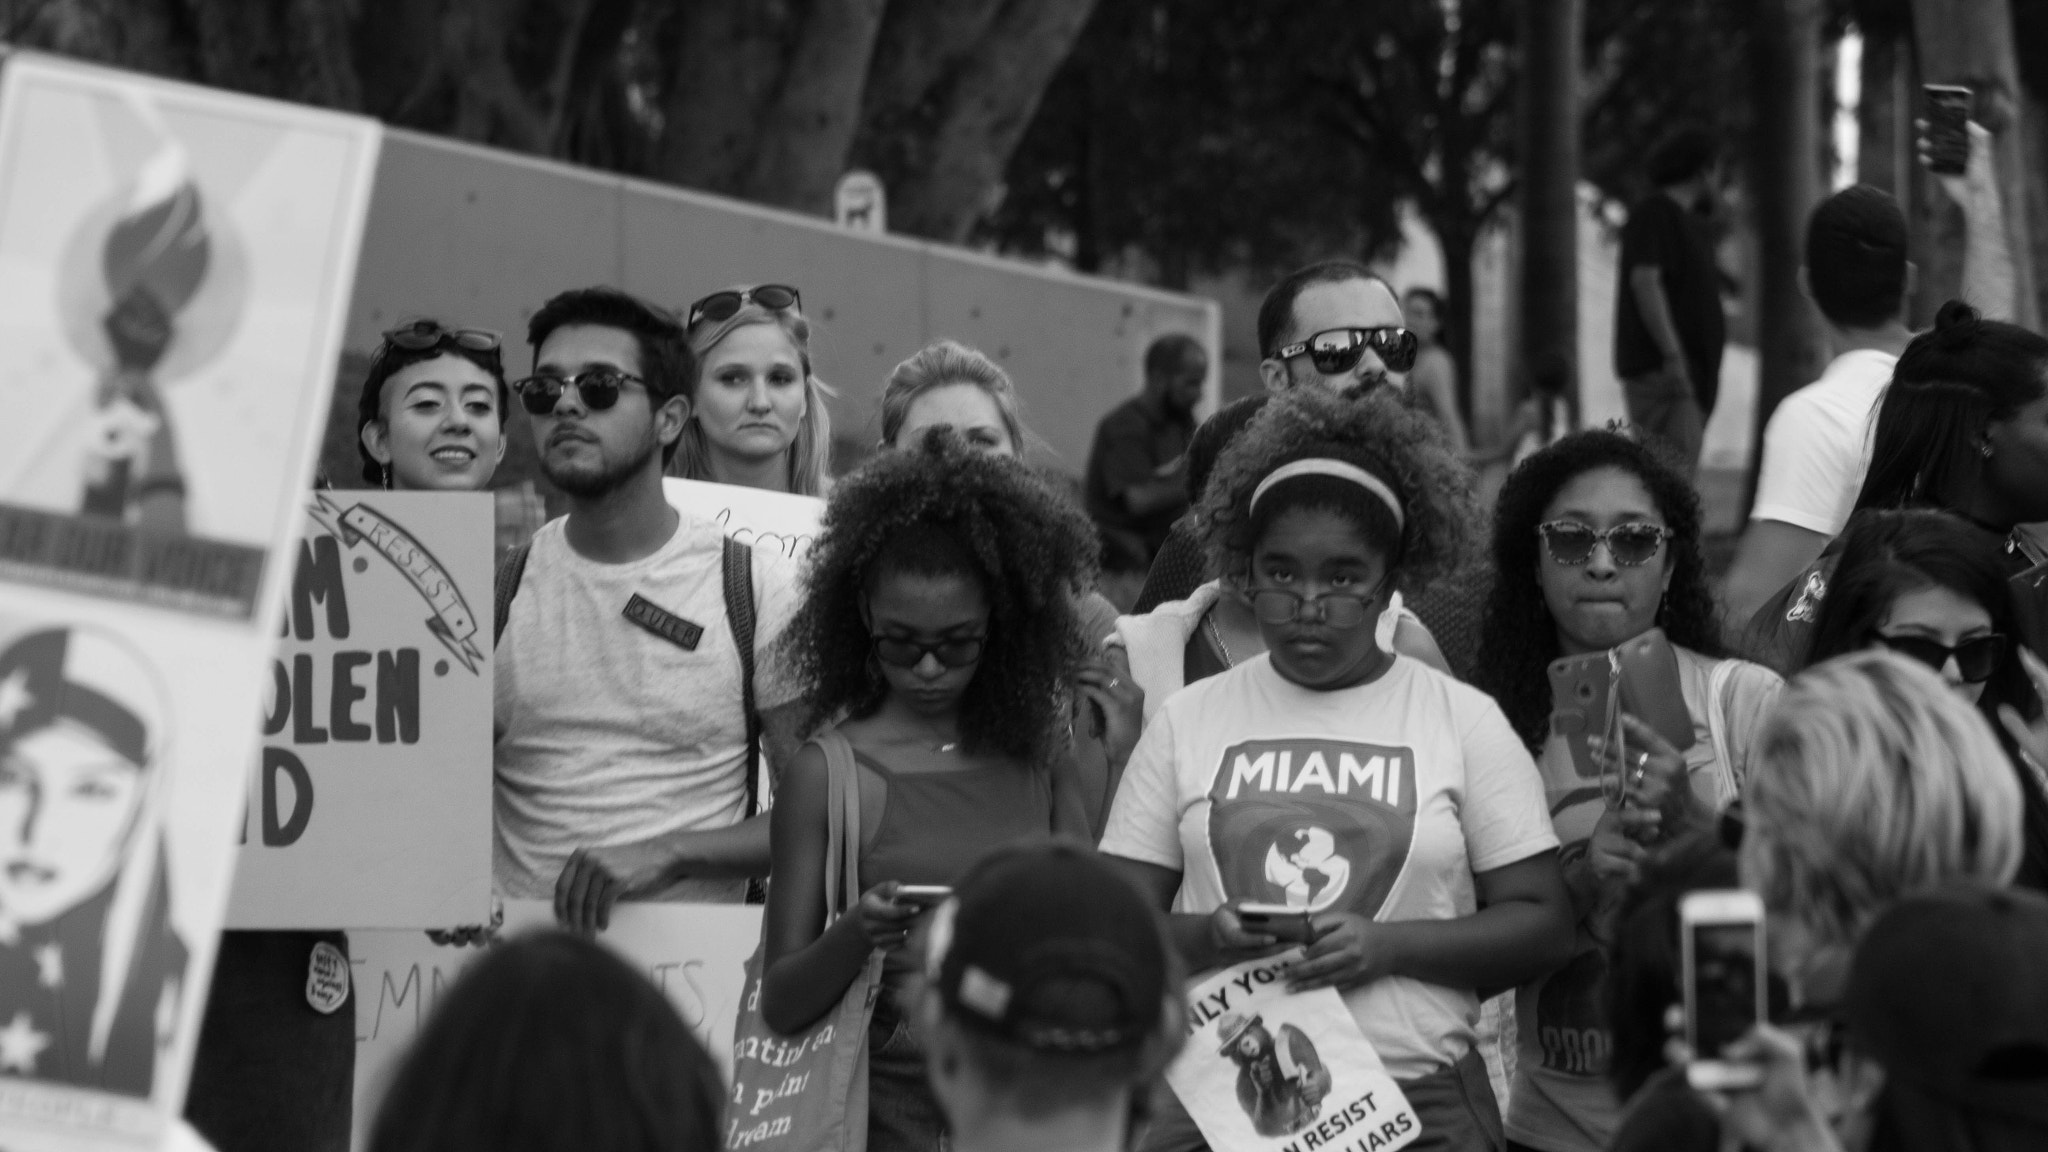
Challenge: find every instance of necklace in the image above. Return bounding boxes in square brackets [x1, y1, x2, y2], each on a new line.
[934, 741, 959, 753]
[1205, 614, 1236, 667]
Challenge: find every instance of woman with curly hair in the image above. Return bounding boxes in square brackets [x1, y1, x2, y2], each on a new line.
[1103, 388, 1572, 1151]
[760, 430, 1098, 1152]
[1470, 429, 1781, 1152]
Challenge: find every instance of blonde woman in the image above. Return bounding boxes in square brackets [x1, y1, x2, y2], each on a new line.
[670, 284, 833, 495]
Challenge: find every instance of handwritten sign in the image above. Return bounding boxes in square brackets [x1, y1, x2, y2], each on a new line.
[1168, 952, 1419, 1152]
[0, 51, 378, 1149]
[350, 904, 762, 1151]
[663, 478, 823, 560]
[225, 493, 493, 930]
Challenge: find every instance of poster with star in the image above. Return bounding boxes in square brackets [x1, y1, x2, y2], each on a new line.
[224, 494, 494, 930]
[0, 53, 378, 1151]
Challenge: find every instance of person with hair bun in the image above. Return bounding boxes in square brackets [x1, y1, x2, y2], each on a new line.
[761, 429, 1100, 1152]
[1103, 387, 1572, 1150]
[1474, 429, 1780, 1152]
[671, 284, 833, 495]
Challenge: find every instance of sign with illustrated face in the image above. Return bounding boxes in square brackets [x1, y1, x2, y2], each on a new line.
[1205, 739, 1419, 920]
[0, 52, 378, 1150]
[225, 494, 493, 931]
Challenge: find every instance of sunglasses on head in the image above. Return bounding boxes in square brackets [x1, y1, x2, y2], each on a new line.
[510, 367, 647, 415]
[377, 319, 501, 364]
[1537, 521, 1674, 567]
[686, 284, 802, 330]
[1873, 632, 2006, 684]
[872, 634, 985, 669]
[1274, 326, 1419, 375]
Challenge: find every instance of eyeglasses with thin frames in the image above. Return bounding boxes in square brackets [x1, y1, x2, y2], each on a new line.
[510, 368, 649, 415]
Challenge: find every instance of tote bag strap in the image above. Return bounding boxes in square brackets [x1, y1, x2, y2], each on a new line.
[1705, 658, 1739, 808]
[815, 730, 864, 925]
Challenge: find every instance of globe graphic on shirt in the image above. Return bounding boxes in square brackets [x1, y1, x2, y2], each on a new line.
[1263, 826, 1352, 911]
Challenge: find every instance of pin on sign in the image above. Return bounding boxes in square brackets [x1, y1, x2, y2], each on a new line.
[834, 171, 886, 234]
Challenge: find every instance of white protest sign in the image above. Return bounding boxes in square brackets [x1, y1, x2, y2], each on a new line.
[350, 903, 761, 1152]
[0, 51, 378, 1151]
[225, 493, 494, 930]
[1168, 952, 1419, 1152]
[664, 478, 822, 560]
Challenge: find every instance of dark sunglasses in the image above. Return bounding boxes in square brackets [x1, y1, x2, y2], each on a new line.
[1274, 326, 1419, 375]
[510, 368, 647, 415]
[1246, 580, 1386, 630]
[1873, 632, 2006, 684]
[381, 319, 501, 356]
[686, 284, 802, 330]
[872, 634, 985, 669]
[1537, 521, 1674, 567]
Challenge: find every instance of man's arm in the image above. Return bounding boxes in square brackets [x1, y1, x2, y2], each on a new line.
[1720, 519, 1832, 643]
[1940, 121, 2014, 322]
[1629, 266, 1690, 386]
[555, 814, 771, 934]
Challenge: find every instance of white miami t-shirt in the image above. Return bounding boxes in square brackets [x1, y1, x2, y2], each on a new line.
[1101, 654, 1558, 1079]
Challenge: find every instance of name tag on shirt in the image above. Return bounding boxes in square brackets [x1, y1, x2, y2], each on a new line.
[622, 593, 704, 651]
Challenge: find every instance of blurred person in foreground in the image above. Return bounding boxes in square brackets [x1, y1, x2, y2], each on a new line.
[365, 930, 723, 1152]
[1086, 334, 1208, 563]
[921, 841, 1182, 1152]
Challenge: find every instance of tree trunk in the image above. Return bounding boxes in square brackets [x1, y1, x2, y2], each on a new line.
[1857, 25, 1907, 193]
[1747, 0, 1828, 501]
[1910, 0, 2041, 326]
[889, 0, 1101, 242]
[1517, 0, 1581, 413]
[860, 0, 1008, 128]
[657, 0, 791, 195]
[738, 0, 892, 215]
[1437, 215, 1479, 423]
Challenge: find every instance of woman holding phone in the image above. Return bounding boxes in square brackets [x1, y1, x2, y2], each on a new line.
[760, 431, 1097, 1151]
[1103, 388, 1571, 1150]
[1473, 429, 1780, 1152]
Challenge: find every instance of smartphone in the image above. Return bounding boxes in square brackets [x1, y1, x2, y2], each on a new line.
[1237, 903, 1316, 944]
[1549, 650, 1616, 780]
[1924, 84, 1973, 176]
[1681, 889, 1768, 1091]
[2010, 560, 2048, 661]
[1615, 628, 1696, 754]
[894, 885, 952, 906]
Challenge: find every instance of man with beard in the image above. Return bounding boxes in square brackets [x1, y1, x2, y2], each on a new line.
[494, 287, 803, 933]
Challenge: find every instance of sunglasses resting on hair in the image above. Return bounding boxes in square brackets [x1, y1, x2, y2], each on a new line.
[686, 284, 802, 330]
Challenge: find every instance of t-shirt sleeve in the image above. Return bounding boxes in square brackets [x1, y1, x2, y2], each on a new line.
[1455, 692, 1561, 873]
[749, 546, 805, 710]
[1620, 197, 1676, 273]
[1750, 391, 1855, 534]
[1099, 704, 1187, 871]
[1715, 660, 1785, 796]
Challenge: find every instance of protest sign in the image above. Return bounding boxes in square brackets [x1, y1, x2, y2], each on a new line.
[351, 904, 762, 1151]
[0, 51, 378, 1151]
[226, 493, 494, 930]
[1168, 952, 1419, 1152]
[664, 478, 822, 560]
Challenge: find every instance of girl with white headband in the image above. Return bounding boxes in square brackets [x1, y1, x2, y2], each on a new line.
[1102, 387, 1572, 1151]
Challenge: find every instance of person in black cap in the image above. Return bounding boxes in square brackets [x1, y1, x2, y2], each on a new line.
[920, 840, 1182, 1152]
[0, 625, 185, 1095]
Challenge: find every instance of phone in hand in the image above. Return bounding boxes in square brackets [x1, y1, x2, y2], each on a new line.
[893, 884, 952, 906]
[1614, 628, 1696, 754]
[2010, 560, 2048, 662]
[1681, 889, 1768, 1091]
[1924, 84, 1974, 176]
[1237, 903, 1316, 944]
[1549, 650, 1616, 781]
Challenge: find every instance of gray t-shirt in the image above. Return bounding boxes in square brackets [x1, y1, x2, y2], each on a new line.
[493, 514, 799, 901]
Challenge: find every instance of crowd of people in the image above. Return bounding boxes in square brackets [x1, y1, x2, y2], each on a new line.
[168, 117, 2048, 1152]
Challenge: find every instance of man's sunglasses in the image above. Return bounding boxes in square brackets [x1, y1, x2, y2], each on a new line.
[872, 634, 985, 669]
[510, 368, 647, 415]
[1274, 326, 1419, 375]
[376, 319, 501, 364]
[686, 284, 802, 330]
[1537, 521, 1674, 567]
[1873, 632, 2006, 684]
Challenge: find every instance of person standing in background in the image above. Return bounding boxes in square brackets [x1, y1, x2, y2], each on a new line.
[1401, 287, 1472, 454]
[1085, 334, 1207, 563]
[1614, 126, 1726, 476]
[669, 283, 834, 496]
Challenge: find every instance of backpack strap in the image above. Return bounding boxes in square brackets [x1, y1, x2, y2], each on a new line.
[722, 535, 762, 818]
[493, 542, 531, 647]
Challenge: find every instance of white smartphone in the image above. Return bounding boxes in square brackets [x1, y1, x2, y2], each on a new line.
[1681, 889, 1768, 1090]
[1237, 902, 1316, 944]
[894, 884, 952, 906]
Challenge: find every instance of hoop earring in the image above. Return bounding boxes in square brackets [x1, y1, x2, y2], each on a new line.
[381, 464, 392, 490]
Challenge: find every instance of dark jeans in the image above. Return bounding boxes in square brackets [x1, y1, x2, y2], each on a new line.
[185, 931, 355, 1152]
[867, 997, 949, 1152]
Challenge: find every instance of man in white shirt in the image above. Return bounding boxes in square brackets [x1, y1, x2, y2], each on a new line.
[1721, 125, 2013, 635]
[493, 287, 803, 933]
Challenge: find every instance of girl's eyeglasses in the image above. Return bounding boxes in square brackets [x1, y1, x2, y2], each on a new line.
[1872, 632, 2006, 684]
[686, 285, 802, 330]
[1537, 521, 1674, 567]
[871, 635, 985, 669]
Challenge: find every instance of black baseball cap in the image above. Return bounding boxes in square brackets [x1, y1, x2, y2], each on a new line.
[925, 840, 1170, 1054]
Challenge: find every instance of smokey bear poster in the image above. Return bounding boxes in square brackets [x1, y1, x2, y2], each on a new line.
[1167, 952, 1420, 1152]
[225, 494, 493, 931]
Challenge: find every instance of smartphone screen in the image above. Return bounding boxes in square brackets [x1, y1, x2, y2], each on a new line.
[1924, 85, 1973, 175]
[1689, 921, 1762, 1059]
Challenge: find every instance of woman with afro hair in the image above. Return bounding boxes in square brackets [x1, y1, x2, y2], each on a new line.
[1471, 429, 1780, 1152]
[1103, 388, 1572, 1151]
[759, 429, 1100, 1152]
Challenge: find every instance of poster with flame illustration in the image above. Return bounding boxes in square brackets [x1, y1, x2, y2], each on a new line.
[0, 52, 379, 1150]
